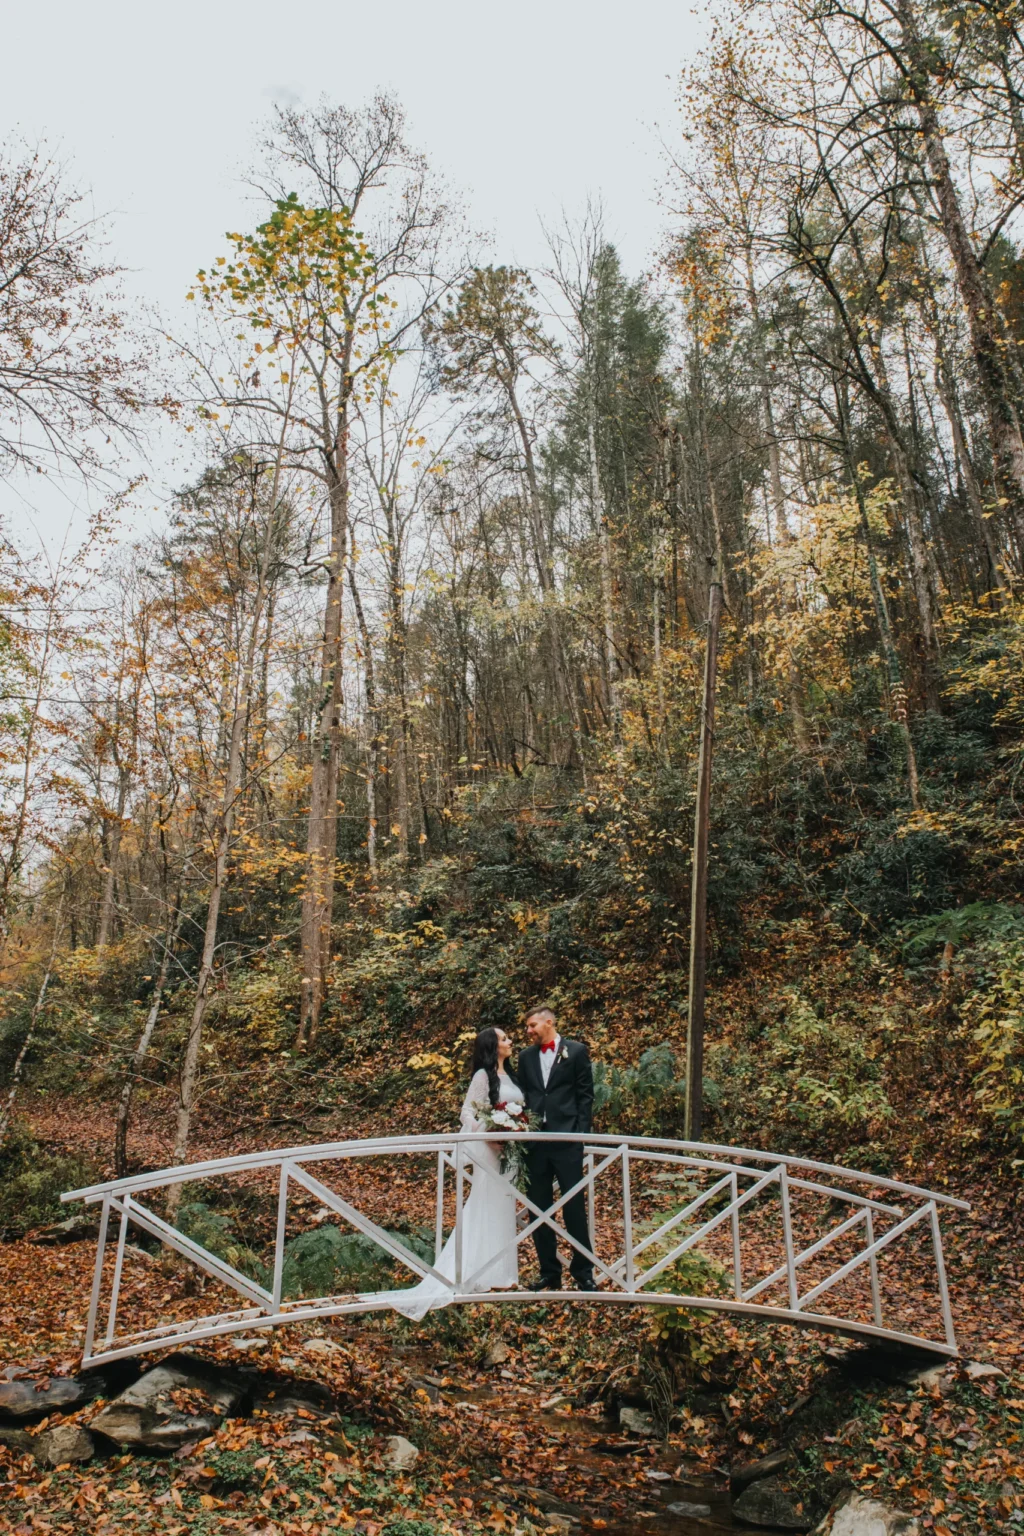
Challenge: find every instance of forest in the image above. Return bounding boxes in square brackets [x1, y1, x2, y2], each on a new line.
[2, 1, 1024, 1533]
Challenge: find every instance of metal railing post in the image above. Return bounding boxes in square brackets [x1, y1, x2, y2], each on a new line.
[928, 1201, 957, 1349]
[435, 1149, 446, 1264]
[586, 1149, 595, 1248]
[730, 1171, 742, 1300]
[455, 1141, 464, 1288]
[622, 1147, 635, 1291]
[778, 1164, 799, 1310]
[272, 1164, 290, 1313]
[83, 1195, 111, 1364]
[103, 1199, 131, 1348]
[865, 1208, 883, 1326]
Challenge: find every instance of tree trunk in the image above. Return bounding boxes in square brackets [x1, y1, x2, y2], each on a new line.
[0, 584, 59, 965]
[933, 360, 1009, 595]
[897, 0, 1024, 531]
[587, 409, 618, 727]
[298, 409, 349, 1048]
[167, 551, 274, 1212]
[0, 893, 65, 1147]
[740, 240, 810, 749]
[347, 563, 379, 870]
[114, 901, 184, 1178]
[507, 379, 587, 773]
[762, 382, 810, 749]
[685, 579, 722, 1143]
[837, 385, 922, 811]
[96, 769, 131, 948]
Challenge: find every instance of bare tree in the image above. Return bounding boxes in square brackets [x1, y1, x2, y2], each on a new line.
[0, 148, 151, 480]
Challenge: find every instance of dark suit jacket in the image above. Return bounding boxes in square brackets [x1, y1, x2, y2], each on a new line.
[518, 1038, 594, 1135]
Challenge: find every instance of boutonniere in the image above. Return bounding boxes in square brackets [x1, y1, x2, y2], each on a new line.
[558, 1047, 569, 1064]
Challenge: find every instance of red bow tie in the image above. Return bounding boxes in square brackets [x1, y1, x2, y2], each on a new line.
[541, 1041, 556, 1054]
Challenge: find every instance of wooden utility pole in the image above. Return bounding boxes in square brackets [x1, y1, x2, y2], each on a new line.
[685, 576, 723, 1142]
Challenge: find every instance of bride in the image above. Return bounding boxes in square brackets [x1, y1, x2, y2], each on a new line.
[384, 1027, 524, 1319]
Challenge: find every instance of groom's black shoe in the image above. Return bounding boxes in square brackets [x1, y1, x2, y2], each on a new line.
[528, 1275, 562, 1291]
[573, 1274, 599, 1292]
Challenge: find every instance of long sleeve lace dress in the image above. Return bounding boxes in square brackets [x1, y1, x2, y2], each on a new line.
[382, 1068, 523, 1320]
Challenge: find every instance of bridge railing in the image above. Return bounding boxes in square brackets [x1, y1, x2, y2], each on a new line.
[62, 1133, 968, 1368]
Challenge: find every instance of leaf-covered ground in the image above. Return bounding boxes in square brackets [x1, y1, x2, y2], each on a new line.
[2, 1094, 1023, 1536]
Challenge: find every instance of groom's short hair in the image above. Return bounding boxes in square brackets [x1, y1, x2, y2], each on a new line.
[524, 1002, 556, 1025]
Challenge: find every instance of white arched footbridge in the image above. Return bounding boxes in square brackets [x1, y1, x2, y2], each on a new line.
[63, 1134, 967, 1368]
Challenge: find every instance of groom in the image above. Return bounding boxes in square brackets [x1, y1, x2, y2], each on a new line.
[517, 1004, 597, 1292]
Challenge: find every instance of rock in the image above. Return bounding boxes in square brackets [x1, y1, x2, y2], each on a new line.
[540, 1392, 571, 1410]
[27, 1214, 100, 1246]
[666, 1502, 713, 1518]
[412, 1380, 441, 1403]
[822, 1344, 945, 1388]
[645, 1469, 672, 1481]
[732, 1476, 812, 1529]
[302, 1337, 341, 1356]
[124, 1243, 158, 1264]
[262, 1389, 331, 1418]
[544, 1515, 576, 1533]
[965, 1360, 1006, 1381]
[619, 1405, 655, 1436]
[89, 1352, 246, 1449]
[482, 1337, 510, 1367]
[280, 1427, 320, 1446]
[0, 1427, 35, 1456]
[34, 1426, 95, 1467]
[0, 1377, 88, 1421]
[732, 1449, 794, 1492]
[816, 1490, 920, 1535]
[589, 1438, 645, 1455]
[383, 1434, 419, 1471]
[253, 1372, 333, 1417]
[525, 1488, 582, 1519]
[229, 1336, 269, 1352]
[908, 1364, 949, 1390]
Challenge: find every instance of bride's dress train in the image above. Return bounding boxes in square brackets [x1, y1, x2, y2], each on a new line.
[382, 1068, 522, 1321]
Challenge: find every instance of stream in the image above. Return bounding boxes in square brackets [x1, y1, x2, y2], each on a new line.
[406, 1363, 782, 1536]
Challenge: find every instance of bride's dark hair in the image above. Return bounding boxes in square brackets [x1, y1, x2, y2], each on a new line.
[470, 1027, 516, 1107]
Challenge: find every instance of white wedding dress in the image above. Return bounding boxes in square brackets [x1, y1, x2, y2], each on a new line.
[382, 1068, 523, 1320]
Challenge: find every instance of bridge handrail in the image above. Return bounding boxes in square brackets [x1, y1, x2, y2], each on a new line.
[61, 1130, 970, 1211]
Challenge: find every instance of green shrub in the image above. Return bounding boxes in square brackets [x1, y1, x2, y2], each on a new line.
[0, 1124, 98, 1239]
[280, 1224, 435, 1299]
[637, 1171, 728, 1397]
[752, 989, 892, 1140]
[175, 1200, 268, 1283]
[900, 902, 1024, 962]
[968, 936, 1024, 1148]
[593, 1042, 719, 1135]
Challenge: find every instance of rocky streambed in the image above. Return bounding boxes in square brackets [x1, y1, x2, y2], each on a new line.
[1, 1338, 939, 1535]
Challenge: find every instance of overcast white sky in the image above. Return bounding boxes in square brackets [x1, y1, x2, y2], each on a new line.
[4, 0, 704, 547]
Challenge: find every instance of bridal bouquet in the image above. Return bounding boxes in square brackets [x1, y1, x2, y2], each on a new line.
[474, 1099, 538, 1192]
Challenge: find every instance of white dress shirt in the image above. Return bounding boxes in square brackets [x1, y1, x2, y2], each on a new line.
[539, 1033, 562, 1087]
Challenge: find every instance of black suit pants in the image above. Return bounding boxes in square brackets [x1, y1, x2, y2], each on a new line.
[526, 1142, 593, 1282]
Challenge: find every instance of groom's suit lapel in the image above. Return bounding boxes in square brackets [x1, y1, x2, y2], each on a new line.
[521, 1046, 542, 1090]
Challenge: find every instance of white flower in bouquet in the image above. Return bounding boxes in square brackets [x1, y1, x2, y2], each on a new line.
[473, 1098, 538, 1191]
